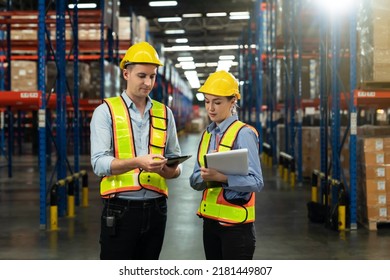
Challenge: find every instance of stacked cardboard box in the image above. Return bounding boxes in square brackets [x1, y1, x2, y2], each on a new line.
[11, 60, 37, 91]
[357, 137, 390, 224]
[358, 0, 390, 82]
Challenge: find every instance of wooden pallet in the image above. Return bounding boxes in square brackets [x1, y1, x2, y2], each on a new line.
[364, 219, 390, 231]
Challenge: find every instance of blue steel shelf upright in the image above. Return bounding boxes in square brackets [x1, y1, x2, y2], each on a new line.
[348, 2, 358, 230]
[264, 0, 278, 166]
[37, 0, 47, 229]
[55, 0, 67, 218]
[254, 0, 264, 154]
[317, 2, 359, 229]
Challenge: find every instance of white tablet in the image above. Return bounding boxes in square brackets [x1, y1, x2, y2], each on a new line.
[204, 148, 248, 175]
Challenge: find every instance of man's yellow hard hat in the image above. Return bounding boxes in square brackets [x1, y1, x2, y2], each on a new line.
[120, 41, 163, 69]
[198, 70, 241, 100]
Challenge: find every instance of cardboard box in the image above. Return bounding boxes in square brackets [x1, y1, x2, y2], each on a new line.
[366, 179, 386, 192]
[364, 152, 385, 164]
[364, 165, 386, 179]
[367, 206, 388, 221]
[366, 192, 387, 206]
[362, 138, 384, 152]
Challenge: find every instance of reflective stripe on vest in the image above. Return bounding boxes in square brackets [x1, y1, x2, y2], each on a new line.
[100, 97, 168, 197]
[196, 120, 256, 224]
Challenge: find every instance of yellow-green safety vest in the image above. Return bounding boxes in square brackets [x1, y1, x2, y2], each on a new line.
[197, 120, 257, 224]
[100, 96, 168, 197]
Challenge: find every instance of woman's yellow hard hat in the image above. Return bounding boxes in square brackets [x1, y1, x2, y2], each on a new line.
[120, 41, 163, 69]
[198, 70, 241, 100]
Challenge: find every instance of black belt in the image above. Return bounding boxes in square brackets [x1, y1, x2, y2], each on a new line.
[103, 196, 166, 207]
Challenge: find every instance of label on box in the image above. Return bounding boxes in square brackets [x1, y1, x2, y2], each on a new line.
[378, 195, 387, 204]
[379, 208, 387, 217]
[376, 140, 384, 151]
[377, 181, 386, 191]
[376, 167, 385, 177]
[376, 154, 385, 164]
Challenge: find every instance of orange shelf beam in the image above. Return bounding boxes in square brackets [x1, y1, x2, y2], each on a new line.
[0, 91, 101, 111]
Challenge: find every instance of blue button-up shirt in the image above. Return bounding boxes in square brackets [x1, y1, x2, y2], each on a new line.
[90, 91, 182, 199]
[189, 115, 264, 201]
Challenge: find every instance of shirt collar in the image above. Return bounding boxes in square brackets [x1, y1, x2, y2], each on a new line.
[120, 91, 153, 111]
[206, 115, 238, 134]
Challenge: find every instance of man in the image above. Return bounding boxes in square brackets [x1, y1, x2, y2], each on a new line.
[90, 41, 182, 260]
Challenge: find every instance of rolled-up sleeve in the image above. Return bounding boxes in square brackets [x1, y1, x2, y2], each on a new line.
[223, 126, 264, 193]
[90, 103, 115, 177]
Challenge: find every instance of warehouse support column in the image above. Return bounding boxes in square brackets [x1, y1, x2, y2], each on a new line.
[56, 0, 67, 217]
[38, 0, 47, 229]
[72, 2, 81, 206]
[349, 1, 358, 230]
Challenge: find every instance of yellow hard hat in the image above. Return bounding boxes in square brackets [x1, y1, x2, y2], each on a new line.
[198, 70, 241, 100]
[120, 41, 163, 69]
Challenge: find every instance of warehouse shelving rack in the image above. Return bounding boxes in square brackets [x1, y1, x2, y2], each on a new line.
[1, 1, 194, 229]
[0, 0, 114, 229]
[245, 0, 376, 230]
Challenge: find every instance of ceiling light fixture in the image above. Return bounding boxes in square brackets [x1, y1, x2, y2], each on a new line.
[185, 71, 201, 89]
[180, 62, 196, 70]
[230, 11, 250, 16]
[196, 92, 205, 101]
[177, 56, 193, 62]
[68, 3, 97, 9]
[206, 12, 227, 17]
[164, 29, 185, 34]
[149, 1, 178, 7]
[182, 13, 203, 18]
[157, 17, 182, 22]
[229, 15, 250, 20]
[219, 55, 235, 60]
[175, 38, 188, 43]
[163, 44, 256, 52]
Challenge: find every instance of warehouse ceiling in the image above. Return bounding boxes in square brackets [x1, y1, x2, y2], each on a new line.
[120, 0, 255, 87]
[3, 0, 255, 90]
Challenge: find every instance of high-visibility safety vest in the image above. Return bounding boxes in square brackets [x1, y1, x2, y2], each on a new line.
[197, 120, 257, 224]
[100, 96, 168, 197]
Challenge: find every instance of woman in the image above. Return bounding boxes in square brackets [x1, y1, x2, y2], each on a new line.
[189, 70, 264, 260]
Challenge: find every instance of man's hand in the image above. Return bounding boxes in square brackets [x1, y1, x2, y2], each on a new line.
[158, 162, 180, 179]
[138, 154, 167, 172]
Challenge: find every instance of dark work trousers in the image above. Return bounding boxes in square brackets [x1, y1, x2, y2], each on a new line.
[100, 196, 167, 260]
[203, 218, 256, 260]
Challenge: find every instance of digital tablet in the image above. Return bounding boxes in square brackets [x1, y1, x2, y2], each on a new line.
[204, 148, 248, 175]
[166, 155, 192, 166]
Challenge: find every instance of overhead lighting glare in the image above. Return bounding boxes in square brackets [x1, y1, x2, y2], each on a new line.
[149, 1, 177, 7]
[182, 13, 203, 18]
[180, 61, 196, 70]
[206, 12, 227, 17]
[164, 44, 256, 52]
[206, 62, 218, 67]
[175, 38, 188, 43]
[230, 11, 249, 16]
[314, 0, 353, 15]
[196, 92, 205, 101]
[219, 55, 235, 60]
[217, 60, 233, 71]
[185, 71, 201, 89]
[68, 3, 97, 9]
[164, 29, 185, 34]
[163, 45, 239, 52]
[195, 63, 206, 68]
[177, 56, 193, 62]
[157, 17, 182, 22]
[229, 15, 250, 20]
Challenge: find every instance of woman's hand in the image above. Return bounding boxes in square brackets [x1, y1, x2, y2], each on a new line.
[200, 167, 227, 183]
